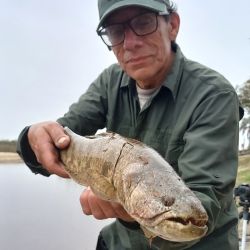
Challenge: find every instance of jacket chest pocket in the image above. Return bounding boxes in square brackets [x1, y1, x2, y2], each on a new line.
[147, 129, 185, 170]
[166, 140, 185, 171]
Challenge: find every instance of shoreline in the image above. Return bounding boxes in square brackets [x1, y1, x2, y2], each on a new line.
[0, 152, 23, 164]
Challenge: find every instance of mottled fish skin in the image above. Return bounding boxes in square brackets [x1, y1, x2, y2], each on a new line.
[60, 127, 208, 242]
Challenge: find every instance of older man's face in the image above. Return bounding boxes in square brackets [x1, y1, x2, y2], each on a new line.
[107, 7, 179, 89]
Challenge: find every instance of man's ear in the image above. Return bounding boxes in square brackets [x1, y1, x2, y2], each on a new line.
[168, 12, 180, 41]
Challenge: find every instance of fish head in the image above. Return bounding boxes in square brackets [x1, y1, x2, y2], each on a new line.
[121, 160, 208, 242]
[139, 193, 208, 242]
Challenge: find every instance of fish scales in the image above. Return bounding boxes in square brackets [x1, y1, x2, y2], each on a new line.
[60, 127, 208, 242]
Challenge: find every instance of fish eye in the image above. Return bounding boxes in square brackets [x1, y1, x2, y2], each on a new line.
[163, 197, 175, 207]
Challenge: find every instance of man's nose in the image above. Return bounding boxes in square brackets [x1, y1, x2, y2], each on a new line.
[123, 26, 143, 50]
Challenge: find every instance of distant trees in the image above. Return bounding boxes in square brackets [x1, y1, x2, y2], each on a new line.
[0, 140, 17, 152]
[238, 79, 250, 149]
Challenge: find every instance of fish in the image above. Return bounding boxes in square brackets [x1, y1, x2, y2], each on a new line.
[60, 127, 208, 242]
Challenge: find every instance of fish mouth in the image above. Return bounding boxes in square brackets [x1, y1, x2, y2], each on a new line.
[136, 208, 208, 227]
[137, 212, 208, 241]
[166, 216, 207, 228]
[149, 221, 207, 242]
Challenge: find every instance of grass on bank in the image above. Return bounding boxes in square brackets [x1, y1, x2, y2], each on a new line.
[236, 154, 250, 185]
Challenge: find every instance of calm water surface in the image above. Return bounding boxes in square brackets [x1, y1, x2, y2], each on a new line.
[0, 164, 112, 250]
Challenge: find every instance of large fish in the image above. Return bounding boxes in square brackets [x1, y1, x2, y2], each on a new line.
[60, 127, 208, 242]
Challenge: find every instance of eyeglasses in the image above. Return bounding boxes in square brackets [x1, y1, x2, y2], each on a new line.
[97, 12, 168, 49]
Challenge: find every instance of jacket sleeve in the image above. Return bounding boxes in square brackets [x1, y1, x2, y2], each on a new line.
[57, 68, 109, 136]
[16, 68, 110, 176]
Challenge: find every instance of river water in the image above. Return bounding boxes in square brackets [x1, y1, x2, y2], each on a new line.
[0, 163, 113, 250]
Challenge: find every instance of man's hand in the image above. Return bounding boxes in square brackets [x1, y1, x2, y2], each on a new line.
[80, 187, 134, 222]
[28, 121, 70, 178]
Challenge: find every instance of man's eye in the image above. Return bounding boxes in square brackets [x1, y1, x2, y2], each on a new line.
[133, 15, 155, 29]
[107, 27, 123, 37]
[134, 18, 151, 26]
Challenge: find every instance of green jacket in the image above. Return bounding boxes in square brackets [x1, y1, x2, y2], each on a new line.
[17, 46, 243, 249]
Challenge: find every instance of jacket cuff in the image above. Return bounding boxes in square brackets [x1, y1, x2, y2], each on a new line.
[16, 126, 51, 177]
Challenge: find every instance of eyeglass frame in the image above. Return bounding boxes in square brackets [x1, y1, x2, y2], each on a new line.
[97, 11, 169, 50]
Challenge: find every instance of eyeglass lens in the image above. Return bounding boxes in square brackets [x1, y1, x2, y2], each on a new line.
[99, 12, 158, 47]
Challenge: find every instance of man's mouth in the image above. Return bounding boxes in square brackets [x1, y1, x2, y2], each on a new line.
[125, 55, 151, 64]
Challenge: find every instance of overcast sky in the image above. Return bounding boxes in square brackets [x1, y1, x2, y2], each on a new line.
[0, 0, 249, 139]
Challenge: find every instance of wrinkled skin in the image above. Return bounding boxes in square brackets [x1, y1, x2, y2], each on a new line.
[60, 127, 208, 242]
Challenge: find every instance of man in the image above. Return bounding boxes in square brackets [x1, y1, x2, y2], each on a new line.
[17, 0, 244, 249]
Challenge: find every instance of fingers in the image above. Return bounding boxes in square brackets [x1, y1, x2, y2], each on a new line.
[38, 144, 69, 178]
[79, 188, 134, 221]
[44, 123, 70, 149]
[28, 121, 70, 178]
[80, 187, 116, 219]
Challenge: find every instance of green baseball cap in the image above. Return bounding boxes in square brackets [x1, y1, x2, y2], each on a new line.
[97, 0, 170, 30]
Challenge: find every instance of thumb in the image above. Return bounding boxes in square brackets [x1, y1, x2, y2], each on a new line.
[56, 135, 70, 149]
